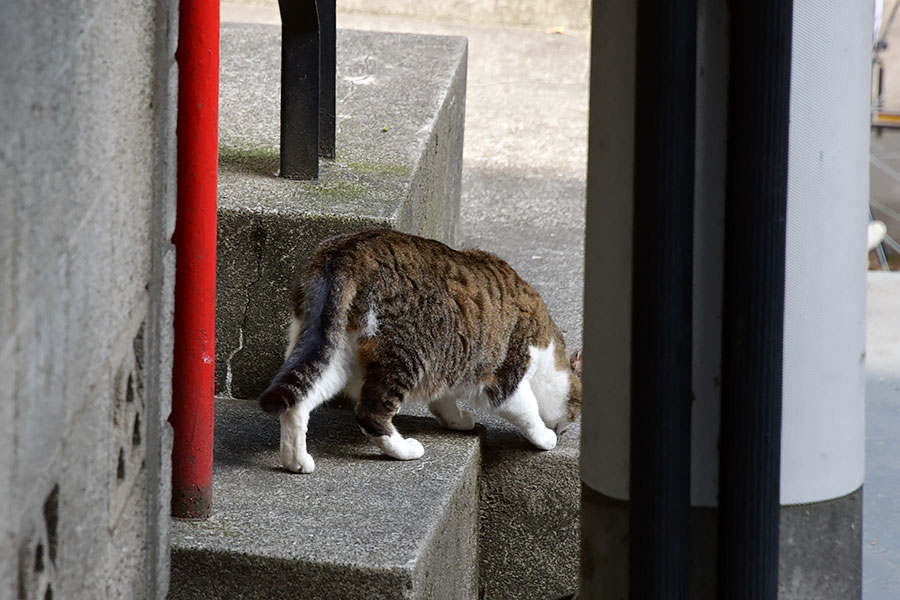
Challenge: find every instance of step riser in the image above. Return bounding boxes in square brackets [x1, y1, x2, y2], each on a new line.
[170, 550, 415, 600]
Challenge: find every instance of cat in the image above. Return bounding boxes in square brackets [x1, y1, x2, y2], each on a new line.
[258, 229, 582, 473]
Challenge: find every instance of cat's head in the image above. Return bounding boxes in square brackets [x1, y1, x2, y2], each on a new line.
[549, 349, 583, 436]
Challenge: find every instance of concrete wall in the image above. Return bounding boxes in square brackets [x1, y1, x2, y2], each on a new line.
[0, 0, 177, 598]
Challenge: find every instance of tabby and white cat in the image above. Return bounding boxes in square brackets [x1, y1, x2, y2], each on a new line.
[258, 230, 582, 473]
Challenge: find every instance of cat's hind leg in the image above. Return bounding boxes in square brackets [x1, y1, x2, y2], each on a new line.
[279, 335, 353, 473]
[355, 369, 424, 460]
[493, 379, 557, 450]
[280, 405, 316, 473]
[428, 394, 476, 431]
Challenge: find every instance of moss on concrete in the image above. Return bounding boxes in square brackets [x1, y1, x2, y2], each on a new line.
[219, 144, 280, 177]
[216, 143, 414, 224]
[313, 178, 367, 200]
[218, 142, 413, 182]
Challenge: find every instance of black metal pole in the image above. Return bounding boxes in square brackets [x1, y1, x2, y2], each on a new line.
[279, 0, 320, 180]
[318, 0, 336, 159]
[718, 2, 792, 598]
[629, 0, 696, 597]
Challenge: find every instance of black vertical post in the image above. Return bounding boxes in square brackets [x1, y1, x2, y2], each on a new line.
[278, 0, 320, 180]
[629, 0, 696, 597]
[318, 0, 336, 159]
[719, 2, 792, 598]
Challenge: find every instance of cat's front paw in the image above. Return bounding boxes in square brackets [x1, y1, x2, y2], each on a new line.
[396, 437, 425, 460]
[283, 452, 316, 473]
[382, 436, 425, 460]
[372, 431, 426, 460]
[528, 427, 557, 451]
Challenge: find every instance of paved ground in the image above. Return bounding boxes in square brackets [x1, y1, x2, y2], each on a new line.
[864, 273, 900, 598]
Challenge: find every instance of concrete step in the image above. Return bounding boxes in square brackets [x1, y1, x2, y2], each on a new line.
[345, 398, 582, 598]
[167, 399, 581, 600]
[169, 398, 481, 599]
[478, 415, 581, 599]
[215, 23, 466, 399]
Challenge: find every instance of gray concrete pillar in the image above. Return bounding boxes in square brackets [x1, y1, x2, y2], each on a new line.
[581, 1, 867, 597]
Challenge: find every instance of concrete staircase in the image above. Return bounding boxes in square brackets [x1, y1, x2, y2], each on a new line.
[170, 21, 582, 600]
[169, 397, 581, 599]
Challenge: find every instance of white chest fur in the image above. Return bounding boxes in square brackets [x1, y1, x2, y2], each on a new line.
[526, 340, 570, 427]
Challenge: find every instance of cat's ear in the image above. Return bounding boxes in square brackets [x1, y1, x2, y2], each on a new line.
[569, 349, 583, 377]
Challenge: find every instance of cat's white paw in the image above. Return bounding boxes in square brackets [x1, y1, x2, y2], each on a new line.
[393, 437, 425, 460]
[368, 425, 427, 461]
[280, 409, 313, 472]
[280, 440, 295, 470]
[284, 452, 316, 474]
[376, 432, 425, 460]
[529, 427, 557, 451]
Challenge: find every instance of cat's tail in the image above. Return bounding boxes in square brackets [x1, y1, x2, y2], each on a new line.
[258, 262, 353, 416]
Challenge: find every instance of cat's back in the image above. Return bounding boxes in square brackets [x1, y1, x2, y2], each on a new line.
[327, 231, 552, 340]
[297, 230, 564, 392]
[316, 229, 464, 270]
[316, 230, 535, 300]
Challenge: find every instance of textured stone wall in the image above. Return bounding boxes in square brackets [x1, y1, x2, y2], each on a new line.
[0, 0, 178, 598]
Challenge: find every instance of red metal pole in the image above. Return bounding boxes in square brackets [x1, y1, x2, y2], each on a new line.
[170, 0, 219, 519]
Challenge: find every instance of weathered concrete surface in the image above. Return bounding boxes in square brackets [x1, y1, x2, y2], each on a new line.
[0, 0, 177, 598]
[780, 489, 862, 599]
[216, 24, 466, 398]
[478, 416, 581, 600]
[170, 399, 481, 599]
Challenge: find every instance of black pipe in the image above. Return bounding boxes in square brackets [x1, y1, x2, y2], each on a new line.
[279, 0, 320, 180]
[718, 2, 792, 598]
[318, 0, 336, 159]
[629, 0, 696, 597]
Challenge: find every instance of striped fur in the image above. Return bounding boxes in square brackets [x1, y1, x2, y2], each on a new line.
[258, 230, 582, 472]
